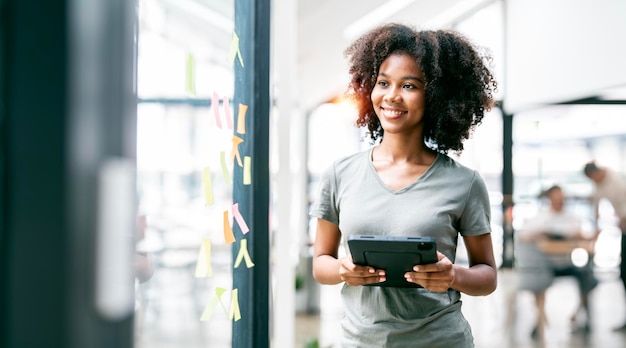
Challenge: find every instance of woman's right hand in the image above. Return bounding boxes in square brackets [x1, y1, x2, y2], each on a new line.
[339, 256, 386, 286]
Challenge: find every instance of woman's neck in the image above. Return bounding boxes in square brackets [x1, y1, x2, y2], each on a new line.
[375, 135, 435, 165]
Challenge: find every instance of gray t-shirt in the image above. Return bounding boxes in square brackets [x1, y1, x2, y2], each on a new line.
[310, 147, 491, 348]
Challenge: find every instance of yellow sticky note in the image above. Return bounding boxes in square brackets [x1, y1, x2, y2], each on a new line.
[199, 287, 241, 322]
[220, 151, 232, 184]
[234, 239, 254, 268]
[202, 167, 214, 205]
[186, 52, 196, 95]
[228, 288, 241, 321]
[236, 103, 248, 134]
[194, 238, 213, 277]
[228, 32, 244, 67]
[229, 136, 244, 167]
[200, 289, 222, 321]
[223, 210, 235, 244]
[243, 156, 251, 185]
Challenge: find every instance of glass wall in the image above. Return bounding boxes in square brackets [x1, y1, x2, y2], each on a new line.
[134, 0, 236, 346]
[511, 104, 626, 271]
[453, 0, 505, 267]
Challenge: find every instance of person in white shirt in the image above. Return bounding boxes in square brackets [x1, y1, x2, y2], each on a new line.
[584, 161, 626, 331]
[517, 185, 598, 338]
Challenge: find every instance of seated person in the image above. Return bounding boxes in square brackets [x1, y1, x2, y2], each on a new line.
[516, 185, 599, 337]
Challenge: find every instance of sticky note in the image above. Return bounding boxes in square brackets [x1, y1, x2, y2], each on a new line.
[243, 156, 251, 185]
[213, 92, 222, 128]
[223, 210, 235, 244]
[227, 288, 241, 321]
[228, 32, 244, 67]
[202, 167, 214, 205]
[230, 136, 244, 167]
[200, 289, 222, 321]
[199, 287, 241, 322]
[186, 52, 196, 95]
[220, 151, 232, 184]
[232, 203, 249, 234]
[236, 103, 248, 134]
[194, 238, 213, 277]
[234, 239, 254, 268]
[224, 98, 233, 130]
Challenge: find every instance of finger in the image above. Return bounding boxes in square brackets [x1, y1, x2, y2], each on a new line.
[344, 274, 386, 286]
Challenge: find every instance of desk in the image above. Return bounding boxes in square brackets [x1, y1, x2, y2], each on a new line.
[537, 239, 595, 255]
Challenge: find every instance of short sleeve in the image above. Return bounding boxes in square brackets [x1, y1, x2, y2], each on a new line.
[309, 163, 340, 225]
[459, 171, 491, 236]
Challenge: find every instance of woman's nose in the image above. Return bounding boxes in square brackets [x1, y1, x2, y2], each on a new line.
[384, 88, 401, 103]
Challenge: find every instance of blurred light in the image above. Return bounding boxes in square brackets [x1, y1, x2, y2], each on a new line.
[571, 248, 589, 267]
[422, 0, 492, 29]
[343, 0, 416, 40]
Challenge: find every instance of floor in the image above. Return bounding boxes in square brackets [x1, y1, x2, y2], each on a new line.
[135, 266, 626, 348]
[295, 268, 626, 348]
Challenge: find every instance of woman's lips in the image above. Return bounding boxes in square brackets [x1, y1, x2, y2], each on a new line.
[381, 106, 407, 119]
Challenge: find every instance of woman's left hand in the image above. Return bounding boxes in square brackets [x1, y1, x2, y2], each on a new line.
[404, 251, 454, 292]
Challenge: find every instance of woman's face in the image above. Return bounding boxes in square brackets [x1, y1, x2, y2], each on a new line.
[371, 52, 426, 137]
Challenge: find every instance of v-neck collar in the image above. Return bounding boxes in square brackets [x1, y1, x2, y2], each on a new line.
[367, 146, 440, 194]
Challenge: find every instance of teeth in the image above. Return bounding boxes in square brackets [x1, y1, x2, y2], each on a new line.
[383, 108, 404, 116]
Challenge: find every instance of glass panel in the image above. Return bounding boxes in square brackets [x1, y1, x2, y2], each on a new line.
[454, 0, 505, 267]
[134, 0, 235, 347]
[512, 104, 626, 272]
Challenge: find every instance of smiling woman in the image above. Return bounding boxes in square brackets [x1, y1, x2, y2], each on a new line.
[311, 23, 498, 348]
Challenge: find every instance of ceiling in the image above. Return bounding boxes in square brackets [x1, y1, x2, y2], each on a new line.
[145, 0, 626, 113]
[296, 0, 492, 110]
[146, 0, 494, 110]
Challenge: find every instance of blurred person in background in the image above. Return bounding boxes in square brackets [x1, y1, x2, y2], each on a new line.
[584, 161, 626, 331]
[516, 185, 598, 340]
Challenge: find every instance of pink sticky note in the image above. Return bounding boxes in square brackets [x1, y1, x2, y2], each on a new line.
[232, 203, 249, 234]
[213, 92, 222, 128]
[224, 98, 233, 130]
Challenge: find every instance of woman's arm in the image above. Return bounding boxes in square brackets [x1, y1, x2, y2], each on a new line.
[312, 219, 343, 284]
[312, 218, 385, 286]
[452, 233, 498, 296]
[405, 233, 497, 295]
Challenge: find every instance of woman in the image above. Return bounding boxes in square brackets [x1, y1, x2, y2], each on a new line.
[310, 23, 498, 347]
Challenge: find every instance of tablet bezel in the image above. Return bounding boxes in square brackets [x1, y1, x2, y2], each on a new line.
[347, 235, 438, 288]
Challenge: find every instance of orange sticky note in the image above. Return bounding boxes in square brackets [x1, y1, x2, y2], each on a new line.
[202, 167, 214, 205]
[194, 238, 213, 277]
[220, 151, 232, 184]
[213, 92, 222, 128]
[243, 156, 251, 185]
[234, 239, 254, 268]
[223, 210, 235, 244]
[229, 136, 244, 167]
[236, 103, 248, 134]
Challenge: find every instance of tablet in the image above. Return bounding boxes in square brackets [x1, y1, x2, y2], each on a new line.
[347, 235, 438, 288]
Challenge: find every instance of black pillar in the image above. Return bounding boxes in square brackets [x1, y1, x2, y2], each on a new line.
[232, 0, 271, 347]
[501, 106, 515, 268]
[1, 1, 70, 346]
[1, 0, 137, 347]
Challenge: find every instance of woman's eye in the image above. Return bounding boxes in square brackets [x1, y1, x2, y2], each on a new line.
[377, 81, 389, 87]
[403, 84, 416, 89]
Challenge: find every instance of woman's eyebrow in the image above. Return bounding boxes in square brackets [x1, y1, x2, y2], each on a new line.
[378, 72, 425, 83]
